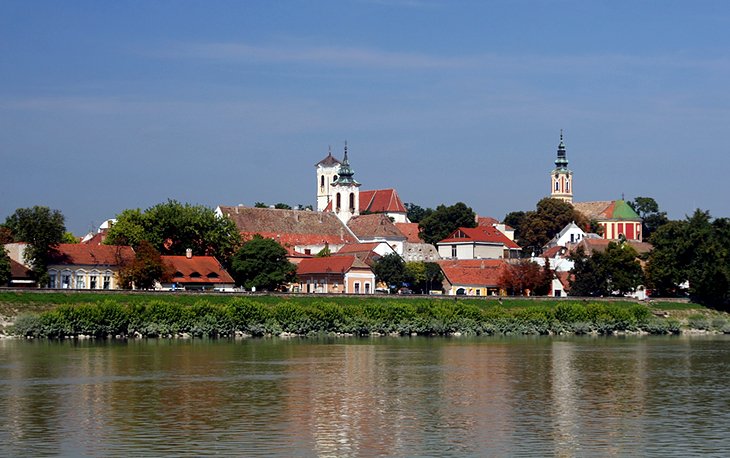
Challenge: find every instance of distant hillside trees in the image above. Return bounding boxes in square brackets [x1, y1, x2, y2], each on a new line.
[105, 200, 241, 266]
[0, 247, 11, 286]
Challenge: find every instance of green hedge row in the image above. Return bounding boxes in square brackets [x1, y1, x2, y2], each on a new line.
[8, 298, 695, 338]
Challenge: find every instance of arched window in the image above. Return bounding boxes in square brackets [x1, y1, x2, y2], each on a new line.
[555, 180, 559, 191]
[566, 180, 570, 192]
[320, 175, 324, 188]
[349, 193, 355, 211]
[456, 288, 466, 296]
[336, 193, 341, 211]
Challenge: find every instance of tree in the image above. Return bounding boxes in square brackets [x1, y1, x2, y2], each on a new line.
[0, 247, 11, 286]
[316, 245, 331, 257]
[105, 200, 241, 266]
[254, 202, 268, 208]
[503, 211, 527, 238]
[4, 206, 66, 284]
[515, 198, 589, 252]
[371, 253, 406, 292]
[274, 203, 292, 210]
[646, 210, 730, 308]
[118, 240, 169, 289]
[419, 202, 477, 245]
[498, 260, 549, 296]
[0, 225, 13, 244]
[230, 235, 296, 291]
[569, 242, 643, 296]
[628, 196, 669, 242]
[62, 232, 79, 244]
[405, 203, 433, 224]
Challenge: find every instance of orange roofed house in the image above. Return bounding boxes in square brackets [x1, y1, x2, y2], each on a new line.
[46, 243, 135, 289]
[294, 255, 376, 294]
[158, 251, 235, 291]
[437, 227, 521, 260]
[437, 259, 507, 296]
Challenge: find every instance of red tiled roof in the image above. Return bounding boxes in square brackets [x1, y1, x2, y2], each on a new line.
[297, 255, 370, 275]
[48, 244, 135, 266]
[438, 227, 521, 250]
[542, 245, 568, 258]
[219, 206, 358, 247]
[80, 232, 106, 245]
[395, 222, 423, 243]
[359, 189, 407, 214]
[571, 239, 652, 256]
[347, 213, 405, 239]
[335, 242, 383, 254]
[162, 255, 234, 284]
[436, 259, 507, 287]
[9, 258, 33, 279]
[556, 271, 572, 290]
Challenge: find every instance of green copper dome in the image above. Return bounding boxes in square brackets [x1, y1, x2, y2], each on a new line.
[333, 142, 360, 186]
[611, 200, 641, 220]
[554, 130, 569, 170]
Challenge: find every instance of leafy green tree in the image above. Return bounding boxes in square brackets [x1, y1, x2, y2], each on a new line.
[230, 235, 296, 291]
[274, 203, 292, 210]
[105, 200, 241, 266]
[61, 232, 79, 244]
[118, 240, 169, 289]
[628, 196, 669, 242]
[0, 247, 11, 286]
[316, 245, 332, 257]
[254, 202, 268, 208]
[404, 261, 443, 293]
[405, 203, 433, 224]
[4, 206, 66, 284]
[569, 242, 643, 296]
[647, 210, 730, 307]
[372, 253, 406, 292]
[419, 202, 477, 245]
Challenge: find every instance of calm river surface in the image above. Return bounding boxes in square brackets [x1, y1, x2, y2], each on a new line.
[2, 336, 730, 457]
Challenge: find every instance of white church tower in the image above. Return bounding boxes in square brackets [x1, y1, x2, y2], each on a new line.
[315, 146, 342, 212]
[330, 142, 360, 223]
[550, 130, 574, 203]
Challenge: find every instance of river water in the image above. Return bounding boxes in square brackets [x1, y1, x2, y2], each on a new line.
[1, 336, 729, 457]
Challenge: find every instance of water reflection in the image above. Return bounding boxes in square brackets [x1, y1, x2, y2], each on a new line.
[2, 336, 730, 456]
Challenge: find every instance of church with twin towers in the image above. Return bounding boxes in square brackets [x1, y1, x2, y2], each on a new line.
[315, 142, 409, 224]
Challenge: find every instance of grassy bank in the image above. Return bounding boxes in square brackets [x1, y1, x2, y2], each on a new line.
[0, 290, 721, 338]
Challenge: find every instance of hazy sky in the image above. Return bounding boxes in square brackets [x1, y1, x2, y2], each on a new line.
[2, 0, 729, 234]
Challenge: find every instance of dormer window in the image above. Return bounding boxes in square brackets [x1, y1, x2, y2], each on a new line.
[207, 272, 219, 279]
[190, 272, 201, 278]
[174, 271, 184, 278]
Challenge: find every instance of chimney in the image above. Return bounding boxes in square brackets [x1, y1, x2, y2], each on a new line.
[186, 248, 193, 259]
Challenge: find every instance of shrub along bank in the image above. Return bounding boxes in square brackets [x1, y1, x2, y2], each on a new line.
[6, 296, 702, 338]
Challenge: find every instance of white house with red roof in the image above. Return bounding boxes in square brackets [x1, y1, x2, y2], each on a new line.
[294, 255, 375, 294]
[437, 227, 521, 260]
[45, 243, 135, 289]
[315, 144, 410, 224]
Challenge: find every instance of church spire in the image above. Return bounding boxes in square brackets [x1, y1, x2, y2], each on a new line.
[334, 141, 359, 186]
[555, 129, 569, 170]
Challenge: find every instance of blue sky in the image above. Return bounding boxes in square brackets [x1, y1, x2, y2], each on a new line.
[2, 0, 729, 234]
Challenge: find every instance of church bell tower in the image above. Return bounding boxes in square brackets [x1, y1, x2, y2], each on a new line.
[331, 142, 360, 223]
[550, 130, 573, 203]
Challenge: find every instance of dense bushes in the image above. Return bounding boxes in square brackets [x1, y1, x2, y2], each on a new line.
[7, 297, 702, 339]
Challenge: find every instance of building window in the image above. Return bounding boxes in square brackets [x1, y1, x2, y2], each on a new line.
[304, 249, 311, 255]
[103, 274, 111, 290]
[451, 245, 457, 258]
[365, 283, 370, 294]
[349, 193, 355, 212]
[555, 180, 559, 191]
[320, 175, 325, 189]
[76, 272, 86, 289]
[476, 289, 481, 296]
[354, 282, 360, 294]
[566, 180, 570, 192]
[90, 275, 98, 289]
[62, 274, 71, 289]
[336, 193, 341, 211]
[48, 272, 57, 288]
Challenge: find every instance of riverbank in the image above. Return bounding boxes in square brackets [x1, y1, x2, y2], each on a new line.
[1, 290, 724, 339]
